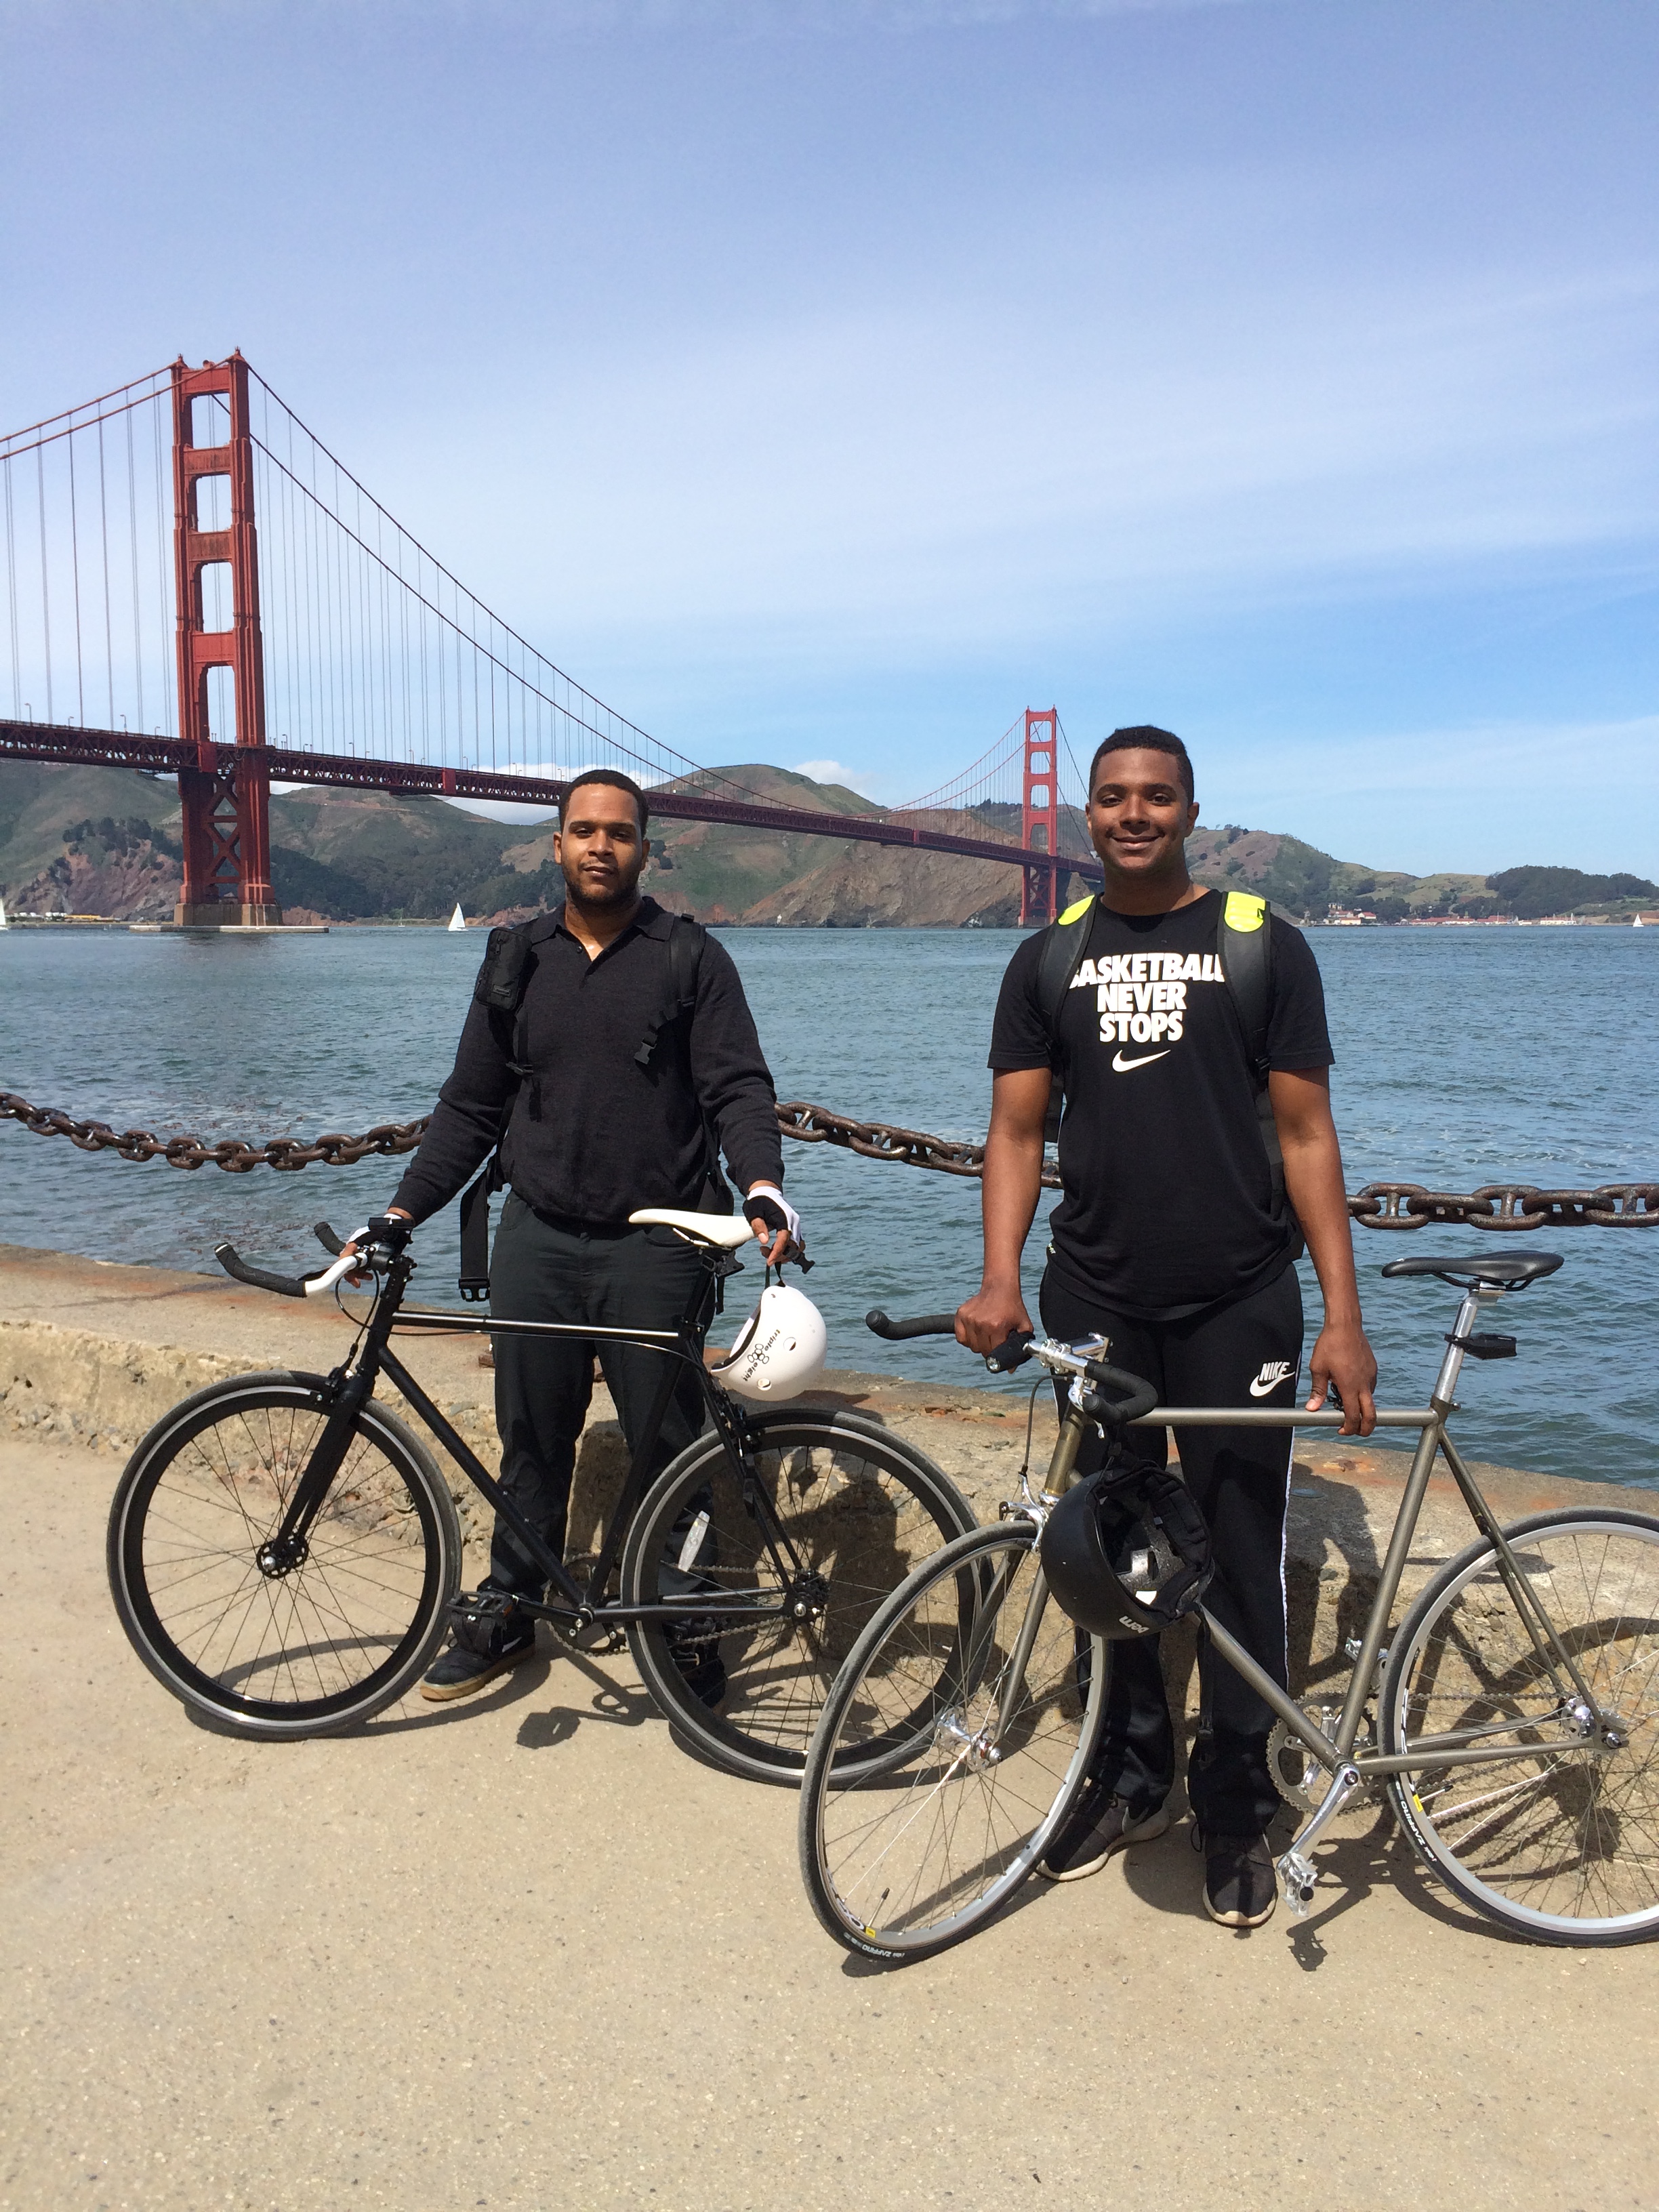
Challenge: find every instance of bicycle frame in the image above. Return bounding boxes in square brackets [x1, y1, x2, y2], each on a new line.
[264, 1246, 819, 1636]
[993, 1282, 1617, 1814]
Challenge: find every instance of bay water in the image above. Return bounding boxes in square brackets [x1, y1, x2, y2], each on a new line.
[1, 922, 1654, 1488]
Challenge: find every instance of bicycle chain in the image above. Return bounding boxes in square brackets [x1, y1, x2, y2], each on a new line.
[3, 1088, 1655, 1227]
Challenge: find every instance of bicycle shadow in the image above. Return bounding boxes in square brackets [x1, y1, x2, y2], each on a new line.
[512, 1645, 656, 1749]
[186, 1633, 658, 1745]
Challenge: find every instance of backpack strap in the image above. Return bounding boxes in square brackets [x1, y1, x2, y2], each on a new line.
[459, 915, 559, 1298]
[472, 912, 560, 1015]
[635, 914, 705, 1067]
[1035, 895, 1097, 1142]
[1036, 894, 1099, 1033]
[1216, 891, 1271, 1082]
[1216, 891, 1300, 1254]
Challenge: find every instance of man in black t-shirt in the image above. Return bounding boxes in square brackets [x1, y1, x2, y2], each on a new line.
[958, 724, 1377, 1929]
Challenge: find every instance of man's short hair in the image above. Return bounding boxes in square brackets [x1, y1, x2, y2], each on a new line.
[560, 767, 649, 834]
[1087, 725, 1194, 804]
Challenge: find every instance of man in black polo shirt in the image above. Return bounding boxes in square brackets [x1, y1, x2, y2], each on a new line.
[957, 726, 1376, 1928]
[384, 769, 796, 1701]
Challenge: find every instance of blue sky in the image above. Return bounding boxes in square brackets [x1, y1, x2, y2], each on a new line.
[2, 0, 1654, 874]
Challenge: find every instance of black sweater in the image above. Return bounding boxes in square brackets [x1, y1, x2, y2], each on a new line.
[391, 899, 785, 1227]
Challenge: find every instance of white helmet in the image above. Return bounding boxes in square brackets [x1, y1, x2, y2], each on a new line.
[710, 1282, 827, 1402]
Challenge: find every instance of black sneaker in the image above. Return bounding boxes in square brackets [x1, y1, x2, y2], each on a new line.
[1039, 1789, 1169, 1881]
[420, 1626, 537, 1702]
[1199, 1829, 1277, 1927]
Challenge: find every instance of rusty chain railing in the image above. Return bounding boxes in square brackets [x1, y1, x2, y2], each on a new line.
[3, 1089, 1656, 1231]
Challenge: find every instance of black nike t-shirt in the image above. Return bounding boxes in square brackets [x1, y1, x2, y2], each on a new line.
[987, 890, 1334, 1319]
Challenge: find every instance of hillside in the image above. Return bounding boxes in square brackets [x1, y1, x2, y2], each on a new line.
[0, 757, 1650, 924]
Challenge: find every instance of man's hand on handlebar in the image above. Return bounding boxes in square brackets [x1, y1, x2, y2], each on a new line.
[343, 1208, 413, 1282]
[955, 1280, 1032, 1358]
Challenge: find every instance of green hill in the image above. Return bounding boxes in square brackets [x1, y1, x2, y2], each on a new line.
[0, 756, 1651, 924]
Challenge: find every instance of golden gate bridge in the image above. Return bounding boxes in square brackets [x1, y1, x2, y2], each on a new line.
[0, 354, 1100, 927]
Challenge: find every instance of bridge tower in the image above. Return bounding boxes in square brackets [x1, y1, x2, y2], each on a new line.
[1019, 706, 1061, 927]
[170, 354, 281, 927]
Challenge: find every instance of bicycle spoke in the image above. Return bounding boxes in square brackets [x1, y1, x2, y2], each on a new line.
[804, 1526, 1105, 1954]
[113, 1384, 456, 1729]
[1391, 1514, 1659, 1940]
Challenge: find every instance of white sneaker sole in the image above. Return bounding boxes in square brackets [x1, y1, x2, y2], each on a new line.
[1203, 1873, 1277, 1927]
[419, 1641, 538, 1702]
[1040, 1805, 1170, 1882]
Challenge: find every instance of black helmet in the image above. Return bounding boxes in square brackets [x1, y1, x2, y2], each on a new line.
[1040, 1458, 1212, 1639]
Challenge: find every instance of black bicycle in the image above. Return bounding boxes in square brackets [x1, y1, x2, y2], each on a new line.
[106, 1211, 975, 1780]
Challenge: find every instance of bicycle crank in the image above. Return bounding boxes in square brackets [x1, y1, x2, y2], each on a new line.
[1276, 1763, 1362, 1919]
[1267, 1707, 1344, 1811]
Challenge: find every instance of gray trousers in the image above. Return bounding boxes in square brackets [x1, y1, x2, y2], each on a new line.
[485, 1194, 716, 1596]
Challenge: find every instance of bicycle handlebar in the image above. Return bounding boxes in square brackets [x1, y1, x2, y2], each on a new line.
[864, 1307, 1159, 1413]
[864, 1309, 957, 1340]
[214, 1240, 367, 1301]
[864, 1308, 1035, 1376]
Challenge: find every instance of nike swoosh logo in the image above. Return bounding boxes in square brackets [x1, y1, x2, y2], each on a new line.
[1249, 1374, 1286, 1397]
[1111, 1050, 1171, 1073]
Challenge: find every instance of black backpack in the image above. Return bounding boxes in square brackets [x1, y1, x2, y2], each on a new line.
[457, 909, 712, 1298]
[1034, 889, 1297, 1239]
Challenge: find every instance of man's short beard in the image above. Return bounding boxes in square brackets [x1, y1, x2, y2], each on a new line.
[564, 867, 639, 912]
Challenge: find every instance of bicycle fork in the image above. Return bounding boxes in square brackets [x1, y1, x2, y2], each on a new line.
[966, 1406, 1094, 1761]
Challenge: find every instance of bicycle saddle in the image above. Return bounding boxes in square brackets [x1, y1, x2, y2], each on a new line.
[1380, 1250, 1563, 1289]
[628, 1208, 754, 1250]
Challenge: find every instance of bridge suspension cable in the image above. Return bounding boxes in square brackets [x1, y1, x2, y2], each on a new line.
[1, 352, 1095, 924]
[0, 359, 775, 807]
[1, 367, 178, 741]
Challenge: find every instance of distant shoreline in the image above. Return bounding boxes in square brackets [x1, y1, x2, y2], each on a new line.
[3, 914, 1656, 935]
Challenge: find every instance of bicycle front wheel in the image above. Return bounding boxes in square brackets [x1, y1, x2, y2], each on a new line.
[108, 1371, 462, 1738]
[1382, 1507, 1659, 1946]
[620, 1408, 975, 1784]
[799, 1521, 1107, 1961]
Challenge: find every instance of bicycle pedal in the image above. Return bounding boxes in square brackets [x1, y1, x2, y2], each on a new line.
[449, 1589, 518, 1623]
[1277, 1849, 1318, 1919]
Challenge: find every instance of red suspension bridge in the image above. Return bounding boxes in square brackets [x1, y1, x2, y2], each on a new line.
[1, 354, 1100, 927]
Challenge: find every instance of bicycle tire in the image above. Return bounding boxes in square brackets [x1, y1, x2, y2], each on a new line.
[108, 1370, 462, 1739]
[1382, 1507, 1659, 1946]
[619, 1407, 976, 1784]
[799, 1519, 1107, 1961]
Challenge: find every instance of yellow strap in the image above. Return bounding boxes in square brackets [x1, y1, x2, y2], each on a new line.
[1223, 890, 1266, 934]
[1058, 895, 1094, 925]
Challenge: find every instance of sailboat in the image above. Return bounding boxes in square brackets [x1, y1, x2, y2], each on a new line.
[447, 903, 466, 931]
[0, 893, 8, 930]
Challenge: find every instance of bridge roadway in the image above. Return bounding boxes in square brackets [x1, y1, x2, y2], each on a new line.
[0, 719, 1103, 885]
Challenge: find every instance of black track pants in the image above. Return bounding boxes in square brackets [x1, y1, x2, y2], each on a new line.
[485, 1195, 714, 1597]
[1040, 1264, 1303, 1837]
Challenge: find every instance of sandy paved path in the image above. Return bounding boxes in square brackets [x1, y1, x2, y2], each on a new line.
[3, 1431, 1654, 2212]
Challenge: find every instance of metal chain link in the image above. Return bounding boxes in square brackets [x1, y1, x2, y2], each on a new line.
[3, 1088, 1656, 1227]
[0, 1092, 429, 1172]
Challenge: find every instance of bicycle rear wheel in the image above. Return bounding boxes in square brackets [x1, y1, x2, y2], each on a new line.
[1382, 1508, 1659, 1946]
[799, 1520, 1106, 1961]
[108, 1372, 462, 1738]
[620, 1408, 975, 1784]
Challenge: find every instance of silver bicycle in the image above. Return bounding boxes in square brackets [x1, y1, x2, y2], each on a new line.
[798, 1249, 1659, 1958]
